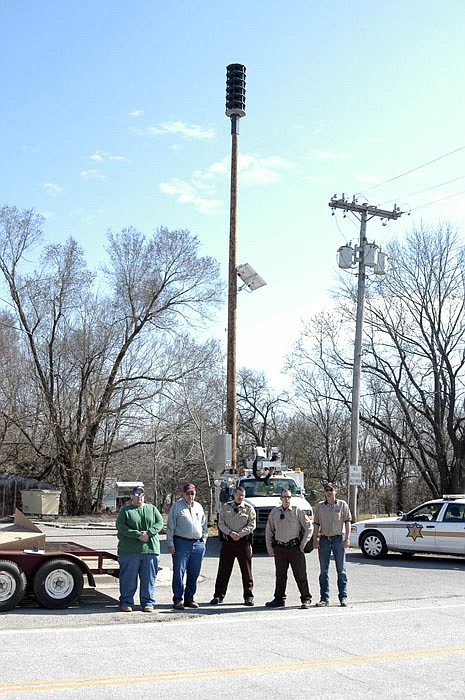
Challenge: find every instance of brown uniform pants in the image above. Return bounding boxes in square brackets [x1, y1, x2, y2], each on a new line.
[214, 538, 253, 600]
[273, 544, 311, 602]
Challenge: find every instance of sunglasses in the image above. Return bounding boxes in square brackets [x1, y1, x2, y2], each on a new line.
[133, 492, 144, 497]
[185, 491, 195, 495]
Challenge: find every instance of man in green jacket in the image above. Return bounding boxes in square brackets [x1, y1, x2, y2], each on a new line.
[115, 485, 164, 612]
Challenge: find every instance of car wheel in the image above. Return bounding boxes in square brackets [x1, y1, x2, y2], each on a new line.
[0, 559, 27, 612]
[33, 558, 84, 609]
[360, 531, 388, 559]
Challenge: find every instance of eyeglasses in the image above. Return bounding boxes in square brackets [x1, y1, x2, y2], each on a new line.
[133, 492, 144, 497]
[185, 491, 195, 495]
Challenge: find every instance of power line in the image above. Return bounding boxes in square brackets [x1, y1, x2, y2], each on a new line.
[362, 144, 465, 193]
[379, 175, 465, 207]
[409, 188, 465, 212]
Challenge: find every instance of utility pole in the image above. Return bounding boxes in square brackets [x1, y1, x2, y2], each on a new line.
[225, 64, 246, 473]
[329, 196, 402, 520]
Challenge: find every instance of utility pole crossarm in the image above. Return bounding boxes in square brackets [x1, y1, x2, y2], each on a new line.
[329, 197, 401, 221]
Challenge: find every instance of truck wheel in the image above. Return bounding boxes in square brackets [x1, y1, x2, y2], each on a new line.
[360, 531, 388, 559]
[0, 559, 27, 612]
[33, 558, 84, 609]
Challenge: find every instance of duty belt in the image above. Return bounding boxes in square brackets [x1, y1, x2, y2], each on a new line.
[223, 533, 253, 543]
[275, 538, 300, 548]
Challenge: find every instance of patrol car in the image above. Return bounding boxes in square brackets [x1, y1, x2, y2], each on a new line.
[350, 494, 465, 558]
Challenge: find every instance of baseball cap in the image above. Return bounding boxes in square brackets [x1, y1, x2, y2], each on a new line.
[132, 485, 145, 495]
[324, 483, 335, 491]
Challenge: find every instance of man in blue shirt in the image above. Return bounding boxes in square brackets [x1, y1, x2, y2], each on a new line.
[166, 483, 208, 609]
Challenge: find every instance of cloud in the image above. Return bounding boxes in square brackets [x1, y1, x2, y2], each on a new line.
[146, 120, 215, 140]
[159, 152, 295, 214]
[353, 173, 381, 184]
[41, 182, 64, 197]
[238, 154, 294, 186]
[130, 109, 143, 117]
[194, 154, 294, 186]
[80, 169, 107, 181]
[89, 150, 126, 163]
[159, 178, 222, 215]
[312, 150, 350, 161]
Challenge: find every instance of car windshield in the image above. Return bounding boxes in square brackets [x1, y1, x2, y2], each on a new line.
[239, 479, 299, 497]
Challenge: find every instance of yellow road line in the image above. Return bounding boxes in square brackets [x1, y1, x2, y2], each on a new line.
[1, 645, 464, 694]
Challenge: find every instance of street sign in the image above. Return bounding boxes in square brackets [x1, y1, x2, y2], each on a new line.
[348, 464, 362, 486]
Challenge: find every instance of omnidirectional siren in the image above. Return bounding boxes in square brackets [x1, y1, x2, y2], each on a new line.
[226, 63, 246, 117]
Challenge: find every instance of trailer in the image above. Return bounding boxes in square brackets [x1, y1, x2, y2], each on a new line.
[0, 541, 119, 612]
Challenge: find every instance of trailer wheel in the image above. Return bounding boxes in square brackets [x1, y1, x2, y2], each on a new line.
[33, 558, 84, 609]
[0, 559, 27, 612]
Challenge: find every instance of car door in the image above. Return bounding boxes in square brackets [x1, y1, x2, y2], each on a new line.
[393, 502, 443, 553]
[435, 502, 465, 555]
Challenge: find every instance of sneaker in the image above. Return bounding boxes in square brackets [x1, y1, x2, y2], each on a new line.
[210, 596, 223, 605]
[142, 606, 154, 613]
[315, 600, 329, 607]
[119, 605, 132, 612]
[184, 600, 199, 608]
[173, 601, 184, 610]
[265, 599, 285, 608]
[340, 599, 348, 607]
[244, 598, 254, 606]
[300, 599, 312, 609]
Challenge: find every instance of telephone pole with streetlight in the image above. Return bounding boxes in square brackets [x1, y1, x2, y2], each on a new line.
[330, 195, 402, 520]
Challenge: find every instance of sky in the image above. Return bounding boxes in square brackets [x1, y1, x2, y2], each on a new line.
[2, 0, 465, 391]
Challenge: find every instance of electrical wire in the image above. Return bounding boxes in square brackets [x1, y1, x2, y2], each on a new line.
[362, 144, 465, 193]
[408, 188, 465, 212]
[378, 175, 465, 207]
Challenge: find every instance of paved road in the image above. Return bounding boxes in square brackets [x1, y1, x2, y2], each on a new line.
[0, 522, 464, 699]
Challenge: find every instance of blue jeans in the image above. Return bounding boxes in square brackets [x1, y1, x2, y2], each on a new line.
[118, 553, 159, 607]
[318, 535, 348, 602]
[172, 536, 206, 603]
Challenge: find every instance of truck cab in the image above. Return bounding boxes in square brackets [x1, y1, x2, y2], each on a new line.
[214, 455, 313, 544]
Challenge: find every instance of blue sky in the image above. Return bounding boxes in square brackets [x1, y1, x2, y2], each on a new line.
[2, 1, 465, 389]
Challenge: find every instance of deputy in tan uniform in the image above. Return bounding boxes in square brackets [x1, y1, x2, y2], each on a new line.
[265, 488, 313, 609]
[313, 483, 351, 607]
[210, 486, 256, 606]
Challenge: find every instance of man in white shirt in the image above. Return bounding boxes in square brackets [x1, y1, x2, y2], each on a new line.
[166, 483, 208, 610]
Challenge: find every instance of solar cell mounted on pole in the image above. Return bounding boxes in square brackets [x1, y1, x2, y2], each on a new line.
[225, 64, 246, 473]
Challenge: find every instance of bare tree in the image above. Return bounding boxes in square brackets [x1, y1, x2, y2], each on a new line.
[0, 206, 223, 513]
[288, 223, 465, 501]
[361, 224, 465, 495]
[286, 313, 351, 488]
[236, 368, 288, 463]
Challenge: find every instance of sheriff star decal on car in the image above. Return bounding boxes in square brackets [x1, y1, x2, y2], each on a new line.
[406, 522, 423, 541]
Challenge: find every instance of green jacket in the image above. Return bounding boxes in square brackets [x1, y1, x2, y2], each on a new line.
[116, 503, 164, 554]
